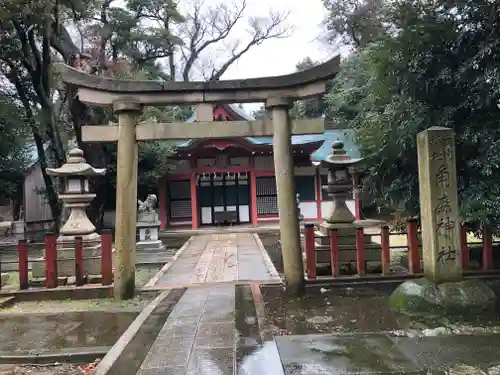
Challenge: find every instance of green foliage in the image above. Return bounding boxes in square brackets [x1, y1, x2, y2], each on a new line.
[326, 0, 500, 233]
[322, 0, 387, 49]
[0, 90, 30, 199]
[291, 58, 329, 119]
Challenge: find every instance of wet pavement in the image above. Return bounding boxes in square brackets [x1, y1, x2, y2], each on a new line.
[137, 284, 268, 375]
[152, 233, 281, 288]
[98, 281, 500, 375]
[0, 311, 137, 354]
[276, 332, 500, 374]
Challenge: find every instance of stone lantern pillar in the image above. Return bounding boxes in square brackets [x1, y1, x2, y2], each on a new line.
[32, 148, 106, 278]
[316, 141, 382, 272]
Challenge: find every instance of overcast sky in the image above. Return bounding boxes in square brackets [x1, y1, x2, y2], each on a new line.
[218, 0, 333, 80]
[176, 0, 342, 112]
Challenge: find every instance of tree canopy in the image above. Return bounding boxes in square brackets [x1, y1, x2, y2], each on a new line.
[0, 89, 30, 200]
[0, 0, 290, 226]
[325, 0, 500, 232]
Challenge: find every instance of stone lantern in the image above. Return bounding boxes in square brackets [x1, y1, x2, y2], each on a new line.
[320, 140, 363, 225]
[32, 148, 106, 278]
[314, 141, 381, 272]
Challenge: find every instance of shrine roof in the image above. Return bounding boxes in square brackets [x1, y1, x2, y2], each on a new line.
[174, 128, 360, 161]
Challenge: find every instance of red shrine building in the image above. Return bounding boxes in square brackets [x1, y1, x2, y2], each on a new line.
[157, 104, 361, 230]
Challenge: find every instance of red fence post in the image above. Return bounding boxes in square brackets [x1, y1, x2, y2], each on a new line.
[329, 229, 339, 277]
[304, 224, 316, 280]
[355, 227, 365, 276]
[406, 219, 420, 274]
[460, 224, 469, 269]
[482, 224, 493, 271]
[17, 240, 29, 290]
[75, 236, 84, 286]
[101, 229, 113, 285]
[44, 233, 58, 288]
[381, 225, 390, 275]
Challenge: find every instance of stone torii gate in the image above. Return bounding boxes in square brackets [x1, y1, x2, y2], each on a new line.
[58, 57, 340, 299]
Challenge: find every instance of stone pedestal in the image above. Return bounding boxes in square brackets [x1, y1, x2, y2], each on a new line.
[315, 221, 381, 270]
[10, 221, 25, 239]
[135, 210, 169, 267]
[136, 213, 165, 253]
[32, 232, 103, 278]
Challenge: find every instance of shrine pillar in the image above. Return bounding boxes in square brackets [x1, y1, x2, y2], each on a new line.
[266, 98, 305, 295]
[113, 101, 142, 300]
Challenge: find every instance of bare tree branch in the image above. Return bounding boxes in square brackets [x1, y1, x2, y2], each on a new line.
[210, 9, 291, 80]
[181, 0, 247, 81]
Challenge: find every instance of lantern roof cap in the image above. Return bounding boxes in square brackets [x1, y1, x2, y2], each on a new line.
[46, 148, 106, 177]
[322, 139, 364, 166]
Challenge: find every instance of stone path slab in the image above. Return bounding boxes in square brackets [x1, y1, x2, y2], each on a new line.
[137, 284, 279, 375]
[275, 332, 500, 374]
[154, 233, 280, 287]
[276, 333, 422, 375]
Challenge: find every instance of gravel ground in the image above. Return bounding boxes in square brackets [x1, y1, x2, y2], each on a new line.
[0, 294, 154, 314]
[0, 361, 99, 375]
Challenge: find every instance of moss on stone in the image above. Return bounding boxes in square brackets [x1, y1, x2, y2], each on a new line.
[390, 278, 497, 316]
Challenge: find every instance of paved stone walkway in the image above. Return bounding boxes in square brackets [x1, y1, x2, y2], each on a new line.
[137, 284, 273, 375]
[153, 233, 280, 288]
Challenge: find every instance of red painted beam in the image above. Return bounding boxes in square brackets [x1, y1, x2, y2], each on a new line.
[460, 224, 469, 269]
[101, 229, 113, 286]
[17, 240, 29, 290]
[381, 225, 390, 275]
[355, 227, 366, 276]
[406, 219, 420, 274]
[483, 224, 493, 271]
[190, 173, 199, 229]
[74, 236, 84, 286]
[158, 177, 167, 230]
[329, 229, 339, 277]
[304, 223, 316, 280]
[44, 233, 58, 288]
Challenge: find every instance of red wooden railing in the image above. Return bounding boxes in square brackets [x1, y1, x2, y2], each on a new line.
[303, 220, 499, 281]
[0, 231, 113, 290]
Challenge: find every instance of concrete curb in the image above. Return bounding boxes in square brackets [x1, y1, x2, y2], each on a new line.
[141, 278, 282, 291]
[253, 233, 282, 281]
[143, 236, 194, 288]
[0, 346, 110, 364]
[0, 284, 113, 301]
[93, 290, 170, 375]
[0, 296, 16, 308]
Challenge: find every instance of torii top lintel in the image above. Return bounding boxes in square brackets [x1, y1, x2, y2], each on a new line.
[57, 55, 340, 107]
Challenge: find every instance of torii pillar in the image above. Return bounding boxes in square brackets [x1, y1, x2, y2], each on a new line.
[113, 101, 142, 300]
[267, 98, 305, 294]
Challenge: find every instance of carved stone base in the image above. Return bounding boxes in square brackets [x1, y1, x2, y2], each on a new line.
[32, 232, 104, 278]
[136, 240, 165, 252]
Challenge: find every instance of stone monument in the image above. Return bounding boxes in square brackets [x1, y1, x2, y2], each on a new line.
[32, 148, 106, 278]
[313, 141, 381, 273]
[390, 127, 496, 315]
[136, 194, 166, 260]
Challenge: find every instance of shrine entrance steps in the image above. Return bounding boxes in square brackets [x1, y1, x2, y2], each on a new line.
[145, 233, 282, 290]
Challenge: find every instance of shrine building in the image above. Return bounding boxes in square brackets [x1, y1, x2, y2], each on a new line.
[157, 104, 361, 230]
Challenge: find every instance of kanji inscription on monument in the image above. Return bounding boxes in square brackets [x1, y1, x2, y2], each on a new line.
[417, 126, 462, 283]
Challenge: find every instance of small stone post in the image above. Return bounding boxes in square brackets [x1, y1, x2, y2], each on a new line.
[113, 101, 142, 300]
[417, 126, 462, 283]
[267, 97, 305, 295]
